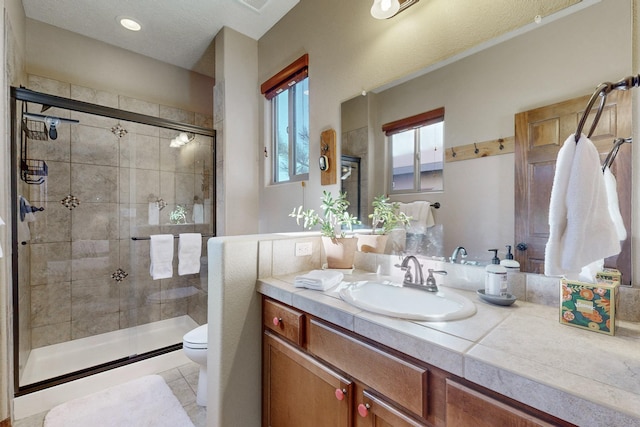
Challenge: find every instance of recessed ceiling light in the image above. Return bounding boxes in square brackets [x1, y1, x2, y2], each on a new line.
[119, 17, 141, 32]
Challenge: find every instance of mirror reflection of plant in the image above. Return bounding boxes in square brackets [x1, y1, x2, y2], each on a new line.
[369, 195, 411, 235]
[290, 190, 360, 239]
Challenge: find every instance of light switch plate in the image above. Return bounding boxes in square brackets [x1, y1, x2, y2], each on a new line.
[295, 242, 313, 257]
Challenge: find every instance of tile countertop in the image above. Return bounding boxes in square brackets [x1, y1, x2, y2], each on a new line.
[257, 270, 640, 427]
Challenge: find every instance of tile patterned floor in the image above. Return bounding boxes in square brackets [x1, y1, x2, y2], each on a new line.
[13, 362, 206, 427]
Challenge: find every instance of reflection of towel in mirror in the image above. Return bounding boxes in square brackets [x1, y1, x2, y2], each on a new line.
[149, 234, 174, 280]
[294, 270, 344, 291]
[192, 203, 204, 224]
[545, 134, 620, 278]
[398, 201, 435, 234]
[148, 202, 159, 225]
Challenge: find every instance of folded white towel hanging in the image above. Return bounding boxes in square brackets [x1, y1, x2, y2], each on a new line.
[150, 234, 174, 280]
[178, 233, 202, 276]
[294, 270, 344, 291]
[545, 134, 620, 277]
[603, 166, 627, 241]
[544, 134, 576, 276]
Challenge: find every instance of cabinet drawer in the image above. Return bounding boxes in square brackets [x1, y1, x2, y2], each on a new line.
[263, 298, 305, 346]
[308, 319, 428, 418]
[445, 379, 555, 427]
[356, 388, 428, 427]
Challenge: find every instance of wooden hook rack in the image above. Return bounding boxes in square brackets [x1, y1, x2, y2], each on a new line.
[445, 136, 514, 163]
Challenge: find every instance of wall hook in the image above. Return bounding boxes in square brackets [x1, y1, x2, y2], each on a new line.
[498, 138, 504, 150]
[451, 147, 456, 158]
[474, 143, 479, 154]
[321, 143, 329, 154]
[264, 147, 268, 158]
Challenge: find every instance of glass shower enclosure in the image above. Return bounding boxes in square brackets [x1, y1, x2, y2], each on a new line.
[10, 87, 215, 395]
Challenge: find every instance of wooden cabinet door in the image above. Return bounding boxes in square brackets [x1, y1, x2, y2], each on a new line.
[354, 386, 428, 427]
[263, 331, 352, 427]
[446, 380, 555, 427]
[514, 90, 631, 278]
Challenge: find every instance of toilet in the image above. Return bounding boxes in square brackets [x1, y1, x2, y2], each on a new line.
[182, 324, 208, 406]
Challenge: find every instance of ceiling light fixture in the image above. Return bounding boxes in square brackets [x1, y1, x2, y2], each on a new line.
[119, 17, 141, 32]
[371, 0, 419, 19]
[371, 0, 400, 19]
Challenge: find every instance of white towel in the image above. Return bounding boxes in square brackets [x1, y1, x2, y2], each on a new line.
[603, 166, 627, 241]
[399, 201, 435, 234]
[178, 233, 202, 275]
[148, 202, 159, 225]
[149, 234, 174, 280]
[192, 203, 204, 224]
[294, 270, 344, 291]
[545, 134, 620, 277]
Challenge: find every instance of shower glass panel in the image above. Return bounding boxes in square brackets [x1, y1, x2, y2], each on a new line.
[11, 87, 215, 394]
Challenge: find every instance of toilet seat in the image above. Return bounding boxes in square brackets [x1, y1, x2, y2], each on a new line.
[183, 324, 208, 349]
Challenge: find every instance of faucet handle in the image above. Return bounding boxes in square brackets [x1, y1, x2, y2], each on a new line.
[424, 269, 447, 292]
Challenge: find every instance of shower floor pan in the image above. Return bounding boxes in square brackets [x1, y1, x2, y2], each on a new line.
[20, 315, 199, 386]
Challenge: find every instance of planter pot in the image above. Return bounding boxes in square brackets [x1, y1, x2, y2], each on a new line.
[322, 236, 358, 269]
[356, 234, 389, 254]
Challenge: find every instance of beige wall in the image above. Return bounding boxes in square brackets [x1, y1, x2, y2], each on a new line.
[1, 0, 26, 421]
[25, 19, 213, 115]
[257, 0, 586, 233]
[214, 27, 260, 236]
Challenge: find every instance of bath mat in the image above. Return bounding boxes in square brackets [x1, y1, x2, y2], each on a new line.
[43, 375, 195, 427]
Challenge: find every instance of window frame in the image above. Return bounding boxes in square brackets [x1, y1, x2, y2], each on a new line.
[383, 107, 445, 194]
[261, 54, 310, 184]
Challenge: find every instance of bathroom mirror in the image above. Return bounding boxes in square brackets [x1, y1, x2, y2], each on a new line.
[341, 1, 633, 275]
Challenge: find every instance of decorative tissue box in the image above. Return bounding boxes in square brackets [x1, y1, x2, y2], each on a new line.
[560, 272, 620, 335]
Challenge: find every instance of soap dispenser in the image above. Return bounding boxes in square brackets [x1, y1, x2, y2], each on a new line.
[485, 249, 507, 296]
[500, 245, 521, 272]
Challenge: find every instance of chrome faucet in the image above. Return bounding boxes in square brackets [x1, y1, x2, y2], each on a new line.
[396, 256, 446, 292]
[399, 255, 425, 287]
[450, 246, 468, 263]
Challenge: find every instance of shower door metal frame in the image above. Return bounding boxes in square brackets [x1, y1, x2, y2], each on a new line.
[10, 86, 216, 396]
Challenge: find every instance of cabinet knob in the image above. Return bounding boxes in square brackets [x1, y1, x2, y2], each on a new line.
[272, 317, 282, 326]
[357, 403, 370, 417]
[334, 388, 347, 401]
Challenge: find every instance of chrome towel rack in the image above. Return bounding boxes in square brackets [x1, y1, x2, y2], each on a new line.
[602, 137, 632, 172]
[574, 74, 640, 143]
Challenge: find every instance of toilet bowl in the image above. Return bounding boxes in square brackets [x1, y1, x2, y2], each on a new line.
[183, 324, 208, 406]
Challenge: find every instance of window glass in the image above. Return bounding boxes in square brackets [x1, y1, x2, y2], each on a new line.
[389, 119, 444, 193]
[272, 77, 309, 183]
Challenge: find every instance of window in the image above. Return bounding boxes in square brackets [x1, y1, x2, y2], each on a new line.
[261, 54, 309, 183]
[383, 108, 444, 193]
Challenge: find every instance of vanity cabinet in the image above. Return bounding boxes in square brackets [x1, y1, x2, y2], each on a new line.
[445, 380, 555, 427]
[262, 296, 573, 427]
[263, 331, 352, 427]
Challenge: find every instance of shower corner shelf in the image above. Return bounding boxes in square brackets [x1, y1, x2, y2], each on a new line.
[21, 118, 48, 141]
[21, 158, 48, 184]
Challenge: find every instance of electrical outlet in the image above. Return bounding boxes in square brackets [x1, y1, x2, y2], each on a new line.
[295, 242, 313, 257]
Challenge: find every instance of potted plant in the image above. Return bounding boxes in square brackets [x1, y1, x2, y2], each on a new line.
[290, 191, 360, 269]
[358, 195, 411, 253]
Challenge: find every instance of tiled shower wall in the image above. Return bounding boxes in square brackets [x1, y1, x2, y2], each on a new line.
[20, 75, 213, 350]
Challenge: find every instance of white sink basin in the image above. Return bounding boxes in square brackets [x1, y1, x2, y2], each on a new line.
[340, 281, 476, 321]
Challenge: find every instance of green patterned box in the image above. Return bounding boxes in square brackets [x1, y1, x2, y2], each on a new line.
[560, 277, 619, 335]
